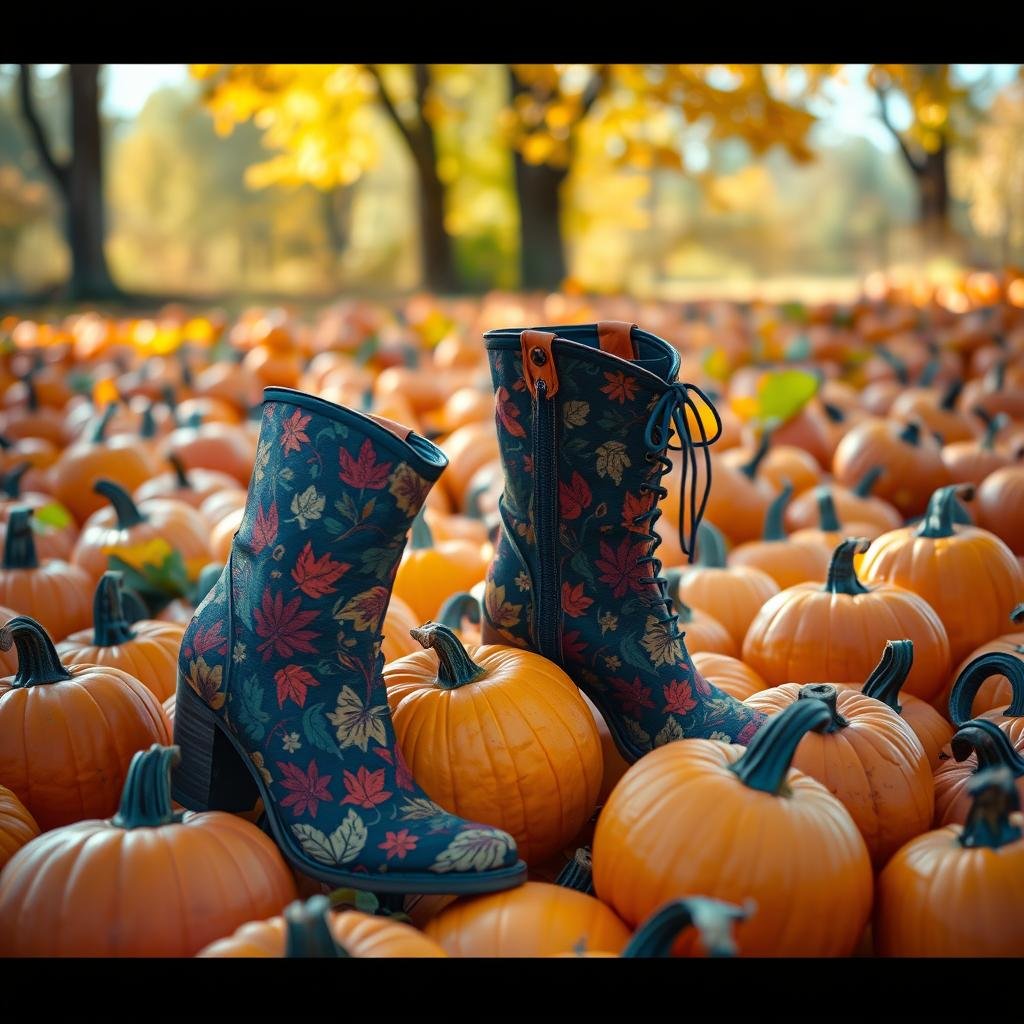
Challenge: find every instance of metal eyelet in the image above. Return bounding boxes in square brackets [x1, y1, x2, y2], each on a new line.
[530, 347, 548, 366]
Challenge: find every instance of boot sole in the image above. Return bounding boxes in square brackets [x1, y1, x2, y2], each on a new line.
[171, 678, 528, 895]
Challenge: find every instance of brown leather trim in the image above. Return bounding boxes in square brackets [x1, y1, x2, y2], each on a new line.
[597, 321, 637, 360]
[520, 329, 559, 398]
[366, 412, 413, 441]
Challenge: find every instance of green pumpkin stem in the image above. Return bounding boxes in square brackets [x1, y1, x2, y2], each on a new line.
[731, 698, 833, 794]
[3, 507, 39, 569]
[0, 462, 31, 499]
[1012, 605, 1024, 627]
[0, 434, 11, 450]
[94, 479, 147, 529]
[948, 651, 1024, 726]
[695, 521, 728, 568]
[739, 430, 771, 480]
[409, 621, 486, 690]
[898, 421, 922, 447]
[950, 719, 1024, 776]
[852, 465, 884, 498]
[438, 592, 481, 632]
[23, 374, 39, 412]
[284, 896, 348, 958]
[622, 897, 751, 958]
[879, 348, 909, 384]
[988, 361, 1007, 393]
[815, 487, 841, 532]
[409, 508, 433, 550]
[112, 744, 184, 829]
[978, 411, 1007, 452]
[555, 847, 595, 896]
[939, 378, 964, 411]
[139, 403, 158, 439]
[168, 454, 192, 490]
[89, 402, 118, 443]
[0, 614, 73, 687]
[958, 767, 1022, 850]
[917, 359, 939, 386]
[194, 563, 223, 607]
[917, 484, 975, 539]
[821, 402, 845, 425]
[823, 538, 870, 596]
[797, 683, 848, 732]
[762, 481, 793, 542]
[861, 639, 914, 715]
[92, 572, 137, 647]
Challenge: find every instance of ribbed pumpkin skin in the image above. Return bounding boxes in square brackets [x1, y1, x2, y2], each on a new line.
[0, 811, 297, 956]
[728, 539, 830, 590]
[592, 740, 872, 957]
[134, 467, 241, 510]
[0, 561, 92, 640]
[785, 484, 902, 535]
[57, 620, 186, 702]
[581, 691, 629, 805]
[384, 645, 602, 865]
[380, 594, 422, 665]
[0, 666, 171, 830]
[861, 526, 1024, 664]
[742, 582, 951, 702]
[198, 909, 447, 958]
[672, 566, 779, 646]
[0, 784, 39, 870]
[691, 652, 767, 702]
[0, 603, 20, 676]
[424, 881, 630, 957]
[744, 686, 934, 867]
[674, 607, 737, 657]
[874, 822, 1024, 956]
[933, 754, 1024, 827]
[392, 540, 488, 623]
[977, 467, 1024, 555]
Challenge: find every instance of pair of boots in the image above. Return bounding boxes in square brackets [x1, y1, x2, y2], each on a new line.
[173, 321, 764, 894]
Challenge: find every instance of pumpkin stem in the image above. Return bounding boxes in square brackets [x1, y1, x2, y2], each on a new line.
[92, 571, 137, 647]
[409, 621, 486, 690]
[0, 434, 11, 450]
[978, 411, 1006, 452]
[284, 896, 348, 958]
[852, 465, 884, 498]
[0, 614, 73, 687]
[664, 573, 694, 624]
[694, 521, 728, 568]
[988, 360, 1007, 393]
[3, 507, 38, 569]
[464, 476, 490, 520]
[797, 683, 848, 731]
[161, 384, 177, 418]
[959, 767, 1022, 850]
[409, 508, 433, 551]
[917, 484, 975, 539]
[917, 359, 939, 386]
[730, 698, 833, 795]
[898, 421, 922, 447]
[23, 374, 39, 412]
[815, 487, 841, 532]
[555, 847, 595, 896]
[89, 402, 118, 443]
[939, 378, 963, 411]
[861, 639, 914, 714]
[119, 585, 151, 624]
[438, 592, 481, 632]
[949, 651, 1024, 726]
[0, 462, 31, 499]
[762, 481, 793, 542]
[168, 453, 192, 489]
[823, 538, 870, 596]
[950, 718, 1024, 777]
[821, 402, 845, 424]
[112, 744, 184, 829]
[878, 348, 909, 384]
[739, 430, 771, 480]
[621, 897, 752, 958]
[139, 403, 157, 439]
[178, 348, 194, 390]
[94, 479, 147, 529]
[1012, 604, 1024, 627]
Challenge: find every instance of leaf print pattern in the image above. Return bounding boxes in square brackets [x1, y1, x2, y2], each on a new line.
[595, 536, 649, 598]
[177, 395, 521, 880]
[559, 471, 592, 520]
[430, 829, 517, 873]
[561, 581, 593, 618]
[600, 371, 639, 404]
[595, 441, 630, 485]
[495, 386, 526, 438]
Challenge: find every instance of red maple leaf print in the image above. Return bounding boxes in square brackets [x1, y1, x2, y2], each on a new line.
[276, 759, 332, 818]
[610, 676, 655, 715]
[621, 490, 654, 532]
[341, 765, 393, 809]
[737, 719, 761, 745]
[562, 581, 594, 618]
[663, 679, 697, 716]
[379, 829, 418, 861]
[562, 630, 587, 661]
[252, 501, 279, 553]
[191, 620, 225, 657]
[253, 589, 321, 661]
[496, 386, 526, 437]
[559, 471, 592, 520]
[339, 438, 392, 490]
[694, 670, 712, 697]
[595, 536, 650, 597]
[601, 371, 639, 404]
[291, 541, 350, 599]
[280, 410, 312, 455]
[274, 664, 319, 709]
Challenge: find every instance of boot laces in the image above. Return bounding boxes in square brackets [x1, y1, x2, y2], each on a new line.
[635, 381, 722, 633]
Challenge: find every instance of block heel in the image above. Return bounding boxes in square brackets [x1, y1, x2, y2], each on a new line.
[171, 679, 259, 814]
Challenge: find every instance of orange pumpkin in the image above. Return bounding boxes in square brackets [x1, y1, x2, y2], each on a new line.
[380, 592, 424, 665]
[742, 538, 952, 702]
[691, 651, 767, 702]
[941, 411, 1015, 485]
[976, 465, 1024, 555]
[958, 360, 1024, 422]
[784, 466, 903, 536]
[945, 605, 1024, 718]
[0, 745, 296, 956]
[592, 699, 872, 956]
[133, 454, 240, 510]
[0, 463, 78, 561]
[436, 591, 484, 647]
[947, 651, 1024, 751]
[199, 487, 248, 531]
[165, 420, 256, 486]
[56, 572, 185, 702]
[581, 691, 629, 805]
[890, 378, 975, 445]
[662, 585, 737, 657]
[384, 622, 602, 865]
[440, 422, 500, 509]
[0, 784, 39, 871]
[789, 486, 886, 548]
[0, 615, 171, 831]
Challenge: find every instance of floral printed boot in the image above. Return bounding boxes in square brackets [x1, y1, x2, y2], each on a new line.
[172, 388, 526, 894]
[481, 323, 765, 762]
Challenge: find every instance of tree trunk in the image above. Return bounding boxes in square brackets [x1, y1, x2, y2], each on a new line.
[513, 153, 568, 291]
[415, 157, 459, 293]
[917, 142, 950, 248]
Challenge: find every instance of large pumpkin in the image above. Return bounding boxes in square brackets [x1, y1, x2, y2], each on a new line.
[860, 485, 1024, 664]
[874, 766, 1024, 957]
[0, 784, 39, 871]
[592, 699, 872, 956]
[691, 651, 768, 702]
[0, 615, 171, 830]
[744, 681, 933, 868]
[0, 745, 297, 956]
[976, 464, 1024, 555]
[742, 538, 951, 702]
[383, 622, 602, 865]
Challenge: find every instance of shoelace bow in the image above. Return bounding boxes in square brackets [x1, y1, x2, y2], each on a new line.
[636, 381, 723, 634]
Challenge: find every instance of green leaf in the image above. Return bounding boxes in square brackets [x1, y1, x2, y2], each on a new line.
[236, 674, 270, 742]
[323, 516, 345, 536]
[303, 702, 342, 758]
[756, 369, 820, 426]
[33, 502, 72, 530]
[569, 548, 596, 587]
[619, 631, 655, 675]
[328, 888, 380, 914]
[361, 544, 400, 578]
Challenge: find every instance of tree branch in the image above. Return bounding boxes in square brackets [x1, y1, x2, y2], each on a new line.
[365, 64, 424, 159]
[580, 64, 610, 119]
[16, 64, 69, 194]
[874, 84, 923, 176]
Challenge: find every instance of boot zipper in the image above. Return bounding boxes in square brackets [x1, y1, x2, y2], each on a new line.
[533, 378, 561, 662]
